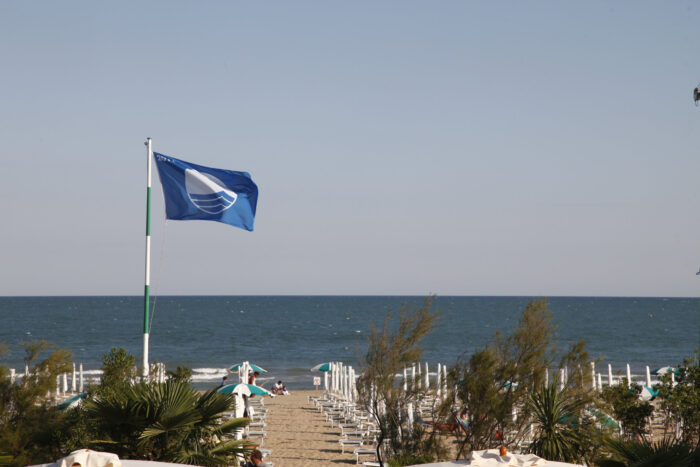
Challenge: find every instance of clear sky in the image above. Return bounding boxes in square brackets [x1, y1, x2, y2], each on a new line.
[2, 1, 700, 296]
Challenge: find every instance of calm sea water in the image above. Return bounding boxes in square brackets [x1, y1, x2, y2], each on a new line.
[0, 296, 697, 390]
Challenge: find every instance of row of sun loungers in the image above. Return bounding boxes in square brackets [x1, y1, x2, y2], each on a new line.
[309, 393, 384, 465]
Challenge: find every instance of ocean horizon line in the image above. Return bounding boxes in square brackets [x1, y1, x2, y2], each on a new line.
[2, 293, 698, 299]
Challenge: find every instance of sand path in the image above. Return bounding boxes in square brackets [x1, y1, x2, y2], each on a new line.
[261, 390, 363, 467]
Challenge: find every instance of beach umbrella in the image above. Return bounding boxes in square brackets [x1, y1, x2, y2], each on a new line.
[626, 363, 631, 387]
[587, 408, 620, 429]
[57, 392, 88, 410]
[442, 365, 447, 399]
[652, 366, 677, 376]
[217, 382, 272, 397]
[229, 362, 267, 373]
[310, 362, 331, 372]
[608, 364, 613, 387]
[645, 366, 652, 387]
[640, 386, 658, 401]
[424, 362, 430, 390]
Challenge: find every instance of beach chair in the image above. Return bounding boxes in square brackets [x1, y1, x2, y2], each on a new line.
[354, 447, 377, 464]
[339, 436, 364, 454]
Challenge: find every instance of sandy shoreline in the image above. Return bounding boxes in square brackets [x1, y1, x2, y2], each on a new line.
[259, 390, 364, 466]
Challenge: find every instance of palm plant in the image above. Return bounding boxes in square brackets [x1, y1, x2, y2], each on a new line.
[595, 437, 700, 467]
[527, 382, 583, 463]
[84, 380, 251, 466]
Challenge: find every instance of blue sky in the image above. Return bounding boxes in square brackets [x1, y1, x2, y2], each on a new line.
[2, 1, 700, 296]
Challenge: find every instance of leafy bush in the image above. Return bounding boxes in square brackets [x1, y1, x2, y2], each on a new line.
[600, 381, 652, 438]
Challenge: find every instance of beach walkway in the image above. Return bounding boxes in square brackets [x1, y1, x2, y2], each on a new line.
[262, 390, 360, 466]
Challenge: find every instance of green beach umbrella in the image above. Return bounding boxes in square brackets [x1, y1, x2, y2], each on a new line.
[217, 382, 272, 397]
[229, 362, 268, 373]
[310, 362, 331, 372]
[640, 386, 658, 401]
[652, 366, 679, 377]
[57, 392, 88, 410]
[586, 408, 620, 429]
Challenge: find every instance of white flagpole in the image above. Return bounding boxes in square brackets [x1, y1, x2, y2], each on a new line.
[143, 137, 153, 378]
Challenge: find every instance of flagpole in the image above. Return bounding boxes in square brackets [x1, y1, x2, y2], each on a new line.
[143, 137, 152, 378]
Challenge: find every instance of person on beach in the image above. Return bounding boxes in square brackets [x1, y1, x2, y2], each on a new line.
[220, 376, 228, 387]
[272, 380, 283, 394]
[241, 449, 269, 467]
[248, 371, 260, 385]
[281, 385, 290, 395]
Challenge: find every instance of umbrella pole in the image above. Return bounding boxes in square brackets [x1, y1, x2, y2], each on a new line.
[142, 137, 153, 379]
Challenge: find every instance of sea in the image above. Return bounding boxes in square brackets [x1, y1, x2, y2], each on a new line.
[0, 296, 697, 391]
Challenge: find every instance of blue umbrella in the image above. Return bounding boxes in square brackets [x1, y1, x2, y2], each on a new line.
[229, 362, 268, 373]
[218, 383, 272, 397]
[310, 362, 331, 372]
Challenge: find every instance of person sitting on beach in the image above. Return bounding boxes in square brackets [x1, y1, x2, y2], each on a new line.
[281, 385, 290, 395]
[241, 449, 269, 467]
[220, 376, 228, 387]
[272, 380, 283, 394]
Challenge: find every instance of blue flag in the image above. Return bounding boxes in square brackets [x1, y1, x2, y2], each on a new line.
[153, 152, 258, 231]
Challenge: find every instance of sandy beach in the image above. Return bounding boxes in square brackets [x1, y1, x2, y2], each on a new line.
[260, 390, 366, 466]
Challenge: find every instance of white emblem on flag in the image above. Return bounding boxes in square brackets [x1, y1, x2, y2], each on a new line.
[185, 168, 238, 214]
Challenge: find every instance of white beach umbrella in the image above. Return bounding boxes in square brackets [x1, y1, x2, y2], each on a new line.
[597, 373, 602, 391]
[608, 364, 613, 387]
[62, 373, 68, 393]
[442, 365, 447, 399]
[590, 362, 596, 390]
[417, 363, 422, 389]
[412, 364, 416, 390]
[9, 368, 15, 384]
[626, 363, 632, 387]
[645, 366, 652, 387]
[403, 367, 408, 391]
[436, 363, 442, 398]
[79, 364, 84, 393]
[56, 375, 61, 395]
[424, 362, 430, 390]
[324, 370, 329, 391]
[71, 363, 77, 393]
[559, 368, 565, 391]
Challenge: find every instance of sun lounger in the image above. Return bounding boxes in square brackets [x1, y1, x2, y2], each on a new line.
[354, 447, 377, 464]
[339, 437, 364, 453]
